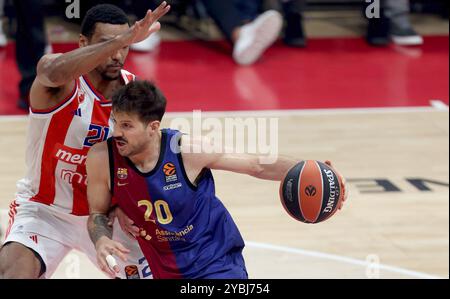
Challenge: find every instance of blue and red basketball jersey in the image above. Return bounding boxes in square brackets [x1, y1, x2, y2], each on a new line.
[108, 129, 248, 279]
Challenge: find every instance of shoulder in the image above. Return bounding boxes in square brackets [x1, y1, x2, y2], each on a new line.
[179, 134, 220, 166]
[86, 141, 111, 181]
[87, 141, 109, 161]
[181, 135, 214, 154]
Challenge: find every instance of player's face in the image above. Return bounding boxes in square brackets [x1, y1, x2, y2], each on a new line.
[112, 111, 156, 157]
[81, 23, 130, 81]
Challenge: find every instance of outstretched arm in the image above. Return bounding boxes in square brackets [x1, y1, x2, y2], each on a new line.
[181, 136, 298, 182]
[31, 2, 171, 110]
[181, 136, 346, 194]
[86, 142, 130, 277]
[208, 153, 297, 181]
[181, 136, 348, 206]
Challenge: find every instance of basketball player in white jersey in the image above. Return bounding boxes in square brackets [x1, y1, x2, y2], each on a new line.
[0, 2, 171, 279]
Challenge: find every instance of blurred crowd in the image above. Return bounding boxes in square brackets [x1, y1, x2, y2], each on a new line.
[0, 0, 448, 110]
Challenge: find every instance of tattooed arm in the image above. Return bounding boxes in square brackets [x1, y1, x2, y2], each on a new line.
[87, 213, 113, 247]
[86, 142, 130, 277]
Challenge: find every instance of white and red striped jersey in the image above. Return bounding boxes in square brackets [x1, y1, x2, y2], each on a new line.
[15, 70, 136, 216]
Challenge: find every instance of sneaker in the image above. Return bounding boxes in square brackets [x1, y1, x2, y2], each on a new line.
[391, 26, 423, 46]
[233, 10, 283, 66]
[131, 33, 161, 52]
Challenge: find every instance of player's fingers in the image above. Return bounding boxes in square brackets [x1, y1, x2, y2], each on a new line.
[340, 176, 348, 202]
[115, 242, 131, 255]
[117, 216, 127, 232]
[340, 189, 348, 208]
[113, 265, 120, 274]
[106, 256, 119, 277]
[125, 226, 140, 240]
[98, 255, 115, 278]
[130, 22, 141, 37]
[143, 7, 158, 27]
[324, 160, 340, 178]
[126, 217, 135, 226]
[141, 9, 153, 26]
[148, 22, 161, 35]
[130, 225, 140, 234]
[339, 182, 348, 210]
[123, 225, 138, 240]
[99, 264, 113, 277]
[125, 223, 140, 237]
[117, 211, 139, 237]
[147, 4, 170, 26]
[108, 243, 129, 262]
[325, 160, 343, 182]
[156, 4, 171, 21]
[343, 187, 349, 202]
[152, 2, 169, 19]
[108, 211, 116, 227]
[325, 160, 348, 204]
[117, 253, 128, 263]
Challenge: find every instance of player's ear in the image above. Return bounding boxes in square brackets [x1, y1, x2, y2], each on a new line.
[79, 34, 89, 48]
[148, 121, 160, 134]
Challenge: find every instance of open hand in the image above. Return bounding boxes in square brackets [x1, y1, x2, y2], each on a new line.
[95, 236, 130, 278]
[109, 207, 140, 240]
[121, 2, 171, 46]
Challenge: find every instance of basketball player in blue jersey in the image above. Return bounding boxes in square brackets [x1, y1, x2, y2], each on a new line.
[86, 80, 347, 279]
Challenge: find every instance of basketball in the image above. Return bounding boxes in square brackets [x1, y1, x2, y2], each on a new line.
[280, 161, 345, 224]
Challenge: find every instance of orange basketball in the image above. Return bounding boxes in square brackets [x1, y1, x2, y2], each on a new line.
[280, 161, 345, 224]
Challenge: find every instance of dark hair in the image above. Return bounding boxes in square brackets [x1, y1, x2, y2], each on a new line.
[81, 4, 130, 38]
[112, 81, 167, 123]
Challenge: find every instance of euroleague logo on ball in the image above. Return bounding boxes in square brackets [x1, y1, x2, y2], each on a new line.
[305, 185, 317, 197]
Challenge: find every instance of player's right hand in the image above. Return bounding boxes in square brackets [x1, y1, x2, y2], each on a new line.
[325, 161, 348, 210]
[119, 2, 171, 46]
[95, 236, 130, 278]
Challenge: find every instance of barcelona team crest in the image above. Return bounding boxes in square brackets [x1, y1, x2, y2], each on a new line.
[117, 168, 128, 180]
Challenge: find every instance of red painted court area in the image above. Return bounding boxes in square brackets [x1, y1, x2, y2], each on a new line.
[0, 35, 448, 115]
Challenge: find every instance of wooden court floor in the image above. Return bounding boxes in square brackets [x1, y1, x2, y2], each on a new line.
[0, 109, 448, 279]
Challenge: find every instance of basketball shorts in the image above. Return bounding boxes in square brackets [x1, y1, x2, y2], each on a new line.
[3, 197, 152, 279]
